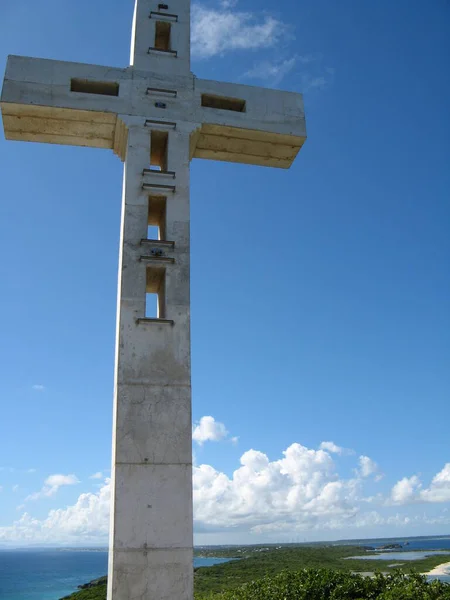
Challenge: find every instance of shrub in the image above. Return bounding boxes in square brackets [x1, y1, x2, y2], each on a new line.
[206, 569, 450, 600]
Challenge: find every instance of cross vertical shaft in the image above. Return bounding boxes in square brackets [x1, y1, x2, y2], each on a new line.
[131, 0, 191, 75]
[109, 122, 194, 599]
[109, 1, 194, 597]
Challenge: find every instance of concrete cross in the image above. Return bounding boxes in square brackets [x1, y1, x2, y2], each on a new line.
[1, 1, 306, 598]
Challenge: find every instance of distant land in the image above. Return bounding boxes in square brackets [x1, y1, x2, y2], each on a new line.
[1, 533, 450, 551]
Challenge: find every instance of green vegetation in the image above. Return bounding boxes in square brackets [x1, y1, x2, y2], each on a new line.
[194, 545, 450, 596]
[61, 576, 107, 600]
[204, 570, 450, 599]
[60, 545, 450, 600]
[61, 587, 106, 600]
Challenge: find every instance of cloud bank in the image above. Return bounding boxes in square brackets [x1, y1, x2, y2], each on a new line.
[1, 422, 449, 545]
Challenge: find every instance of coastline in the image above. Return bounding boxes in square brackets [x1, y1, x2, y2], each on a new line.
[424, 561, 450, 576]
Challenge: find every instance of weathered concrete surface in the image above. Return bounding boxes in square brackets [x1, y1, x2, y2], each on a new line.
[1, 55, 306, 168]
[110, 549, 193, 599]
[0, 1, 307, 599]
[131, 0, 191, 76]
[108, 120, 195, 600]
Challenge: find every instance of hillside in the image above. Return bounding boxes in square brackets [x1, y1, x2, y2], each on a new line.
[60, 569, 450, 600]
[60, 545, 450, 599]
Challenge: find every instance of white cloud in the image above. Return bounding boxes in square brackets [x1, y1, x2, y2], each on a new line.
[32, 384, 45, 391]
[1, 481, 111, 545]
[25, 474, 79, 502]
[304, 76, 327, 90]
[12, 485, 19, 493]
[193, 443, 360, 533]
[390, 464, 450, 506]
[244, 54, 319, 86]
[320, 441, 344, 454]
[391, 475, 422, 505]
[358, 456, 382, 479]
[421, 463, 450, 503]
[192, 3, 289, 59]
[244, 54, 335, 90]
[89, 472, 104, 480]
[191, 3, 335, 91]
[45, 474, 79, 490]
[319, 441, 354, 456]
[244, 57, 297, 85]
[302, 68, 335, 92]
[431, 463, 450, 485]
[193, 416, 229, 445]
[351, 511, 417, 529]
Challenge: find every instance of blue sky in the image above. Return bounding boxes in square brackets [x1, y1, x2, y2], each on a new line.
[0, 0, 449, 546]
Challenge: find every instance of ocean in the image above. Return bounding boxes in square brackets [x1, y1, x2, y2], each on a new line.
[341, 536, 450, 553]
[341, 536, 450, 583]
[0, 550, 231, 600]
[1, 537, 450, 599]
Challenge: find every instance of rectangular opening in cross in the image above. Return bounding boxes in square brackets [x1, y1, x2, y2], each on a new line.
[154, 21, 172, 52]
[150, 131, 169, 171]
[201, 94, 246, 113]
[146, 266, 166, 318]
[70, 79, 119, 96]
[148, 195, 167, 240]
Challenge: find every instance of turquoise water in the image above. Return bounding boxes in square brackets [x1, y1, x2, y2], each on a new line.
[0, 550, 232, 600]
[2, 540, 450, 599]
[429, 574, 450, 583]
[0, 550, 108, 600]
[346, 550, 450, 561]
[341, 536, 450, 552]
[195, 557, 236, 568]
[342, 538, 450, 583]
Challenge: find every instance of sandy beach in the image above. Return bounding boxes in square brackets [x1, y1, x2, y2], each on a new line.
[424, 561, 450, 576]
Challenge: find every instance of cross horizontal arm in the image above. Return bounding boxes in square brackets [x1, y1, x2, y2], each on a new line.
[1, 56, 138, 157]
[1, 55, 306, 168]
[193, 78, 306, 168]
